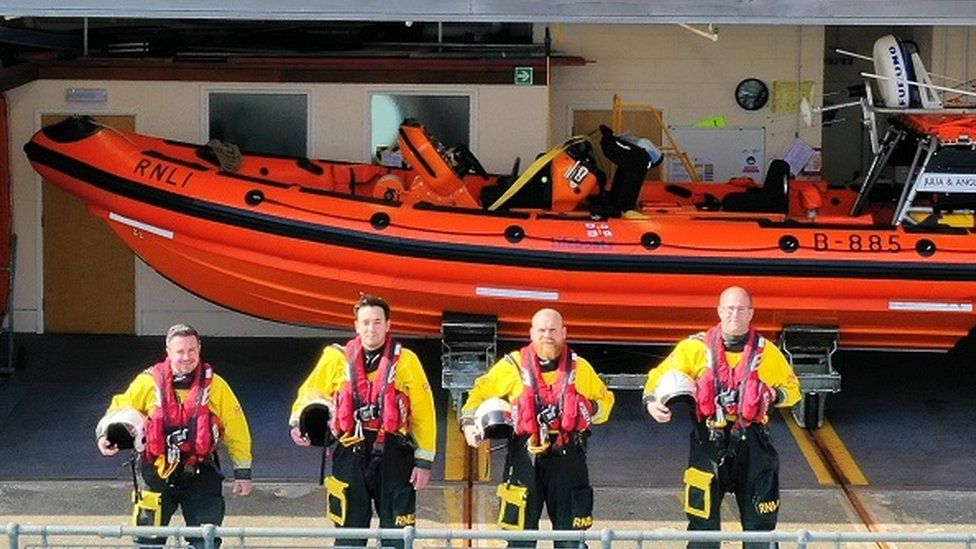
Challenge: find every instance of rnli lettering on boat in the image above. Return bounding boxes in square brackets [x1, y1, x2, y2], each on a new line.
[133, 158, 193, 187]
[812, 232, 902, 253]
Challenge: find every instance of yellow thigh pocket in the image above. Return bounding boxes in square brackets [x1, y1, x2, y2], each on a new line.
[132, 490, 163, 527]
[683, 467, 713, 520]
[325, 476, 349, 526]
[496, 483, 529, 530]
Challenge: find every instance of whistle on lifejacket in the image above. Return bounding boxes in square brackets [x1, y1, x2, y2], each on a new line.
[339, 420, 366, 447]
[706, 404, 728, 432]
[527, 431, 551, 455]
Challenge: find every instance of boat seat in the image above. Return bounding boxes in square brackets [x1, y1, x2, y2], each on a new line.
[721, 159, 790, 214]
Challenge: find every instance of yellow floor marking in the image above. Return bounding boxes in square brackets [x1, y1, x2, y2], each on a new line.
[444, 412, 467, 480]
[444, 411, 491, 481]
[779, 408, 835, 485]
[816, 419, 870, 485]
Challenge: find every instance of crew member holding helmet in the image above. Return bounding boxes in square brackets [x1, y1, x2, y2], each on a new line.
[643, 286, 800, 549]
[289, 294, 436, 548]
[95, 324, 253, 549]
[461, 308, 614, 548]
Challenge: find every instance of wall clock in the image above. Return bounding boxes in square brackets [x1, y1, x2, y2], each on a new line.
[735, 78, 769, 111]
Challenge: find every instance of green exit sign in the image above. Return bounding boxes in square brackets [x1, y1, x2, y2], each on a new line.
[514, 67, 534, 85]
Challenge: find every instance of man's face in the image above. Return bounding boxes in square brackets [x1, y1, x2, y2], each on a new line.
[529, 310, 567, 361]
[355, 305, 390, 351]
[166, 335, 201, 376]
[717, 288, 754, 336]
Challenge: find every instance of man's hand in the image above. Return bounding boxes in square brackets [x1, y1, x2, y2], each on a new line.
[410, 467, 431, 490]
[646, 401, 672, 423]
[462, 424, 482, 448]
[290, 426, 311, 446]
[97, 436, 119, 456]
[232, 479, 253, 496]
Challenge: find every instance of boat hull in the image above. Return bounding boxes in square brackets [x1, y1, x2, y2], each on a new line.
[25, 118, 976, 349]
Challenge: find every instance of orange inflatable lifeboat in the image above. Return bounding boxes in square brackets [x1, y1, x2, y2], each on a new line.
[22, 115, 976, 352]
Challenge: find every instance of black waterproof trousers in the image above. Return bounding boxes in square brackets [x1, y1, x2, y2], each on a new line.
[500, 434, 594, 549]
[327, 431, 417, 549]
[135, 459, 226, 549]
[684, 422, 780, 549]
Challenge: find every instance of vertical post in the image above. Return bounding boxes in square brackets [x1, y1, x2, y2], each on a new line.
[203, 524, 217, 549]
[600, 528, 613, 549]
[403, 525, 416, 549]
[6, 522, 19, 549]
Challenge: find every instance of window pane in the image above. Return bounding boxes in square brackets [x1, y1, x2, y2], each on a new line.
[208, 92, 308, 156]
[370, 94, 470, 154]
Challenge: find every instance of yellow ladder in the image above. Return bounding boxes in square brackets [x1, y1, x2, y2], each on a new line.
[611, 94, 701, 182]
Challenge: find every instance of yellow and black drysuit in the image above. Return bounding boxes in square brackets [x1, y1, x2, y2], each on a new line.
[461, 347, 614, 548]
[290, 337, 436, 548]
[102, 362, 252, 549]
[643, 328, 800, 549]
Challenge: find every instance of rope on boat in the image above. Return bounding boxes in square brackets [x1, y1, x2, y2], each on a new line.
[207, 138, 243, 172]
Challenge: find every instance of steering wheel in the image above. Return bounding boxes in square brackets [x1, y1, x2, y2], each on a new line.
[452, 144, 490, 179]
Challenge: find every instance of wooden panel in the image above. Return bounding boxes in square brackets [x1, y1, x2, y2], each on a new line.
[572, 109, 663, 180]
[41, 115, 136, 334]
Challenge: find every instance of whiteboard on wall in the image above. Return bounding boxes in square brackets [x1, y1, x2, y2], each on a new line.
[665, 127, 765, 183]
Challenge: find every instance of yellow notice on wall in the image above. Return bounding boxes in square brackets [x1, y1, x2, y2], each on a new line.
[772, 81, 816, 114]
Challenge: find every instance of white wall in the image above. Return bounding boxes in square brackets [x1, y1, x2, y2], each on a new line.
[6, 80, 546, 336]
[548, 24, 825, 169]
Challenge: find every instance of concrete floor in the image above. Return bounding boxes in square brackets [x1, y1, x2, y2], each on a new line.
[2, 334, 976, 545]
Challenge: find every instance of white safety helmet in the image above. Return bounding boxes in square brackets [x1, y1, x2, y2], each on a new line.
[475, 397, 515, 440]
[299, 398, 335, 447]
[653, 371, 698, 409]
[95, 408, 146, 451]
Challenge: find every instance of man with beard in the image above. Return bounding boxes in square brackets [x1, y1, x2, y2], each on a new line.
[289, 294, 436, 548]
[461, 308, 614, 547]
[643, 286, 800, 549]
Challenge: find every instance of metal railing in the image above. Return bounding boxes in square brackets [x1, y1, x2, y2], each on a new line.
[7, 524, 976, 549]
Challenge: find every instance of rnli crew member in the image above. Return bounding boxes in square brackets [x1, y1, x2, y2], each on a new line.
[643, 287, 800, 549]
[289, 294, 436, 548]
[461, 308, 615, 548]
[96, 324, 253, 549]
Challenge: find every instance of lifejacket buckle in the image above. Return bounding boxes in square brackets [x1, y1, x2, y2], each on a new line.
[355, 404, 378, 423]
[717, 389, 738, 410]
[536, 404, 558, 426]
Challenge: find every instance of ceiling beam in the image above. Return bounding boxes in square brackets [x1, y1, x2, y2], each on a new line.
[1, 1, 975, 26]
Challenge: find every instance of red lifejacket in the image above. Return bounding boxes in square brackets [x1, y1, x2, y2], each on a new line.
[144, 360, 219, 467]
[512, 345, 594, 441]
[334, 336, 410, 436]
[695, 326, 772, 426]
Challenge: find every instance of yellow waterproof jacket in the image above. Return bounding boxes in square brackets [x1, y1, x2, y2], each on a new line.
[105, 368, 253, 475]
[461, 349, 615, 426]
[290, 343, 437, 466]
[643, 335, 801, 421]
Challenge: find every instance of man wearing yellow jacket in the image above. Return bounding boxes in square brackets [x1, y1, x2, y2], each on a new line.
[290, 294, 436, 549]
[643, 286, 800, 549]
[461, 308, 614, 548]
[96, 324, 252, 549]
